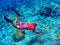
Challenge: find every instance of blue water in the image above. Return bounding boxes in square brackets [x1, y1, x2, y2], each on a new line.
[0, 0, 60, 45]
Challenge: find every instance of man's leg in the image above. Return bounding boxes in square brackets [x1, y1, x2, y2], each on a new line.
[13, 16, 18, 28]
[4, 12, 19, 28]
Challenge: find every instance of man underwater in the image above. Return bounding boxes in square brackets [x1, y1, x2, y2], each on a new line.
[4, 7, 37, 32]
[4, 7, 38, 42]
[4, 14, 37, 32]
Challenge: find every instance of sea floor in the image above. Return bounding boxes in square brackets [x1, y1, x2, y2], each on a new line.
[0, 0, 60, 45]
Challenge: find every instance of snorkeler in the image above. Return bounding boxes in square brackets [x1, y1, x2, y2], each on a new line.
[4, 7, 37, 42]
[4, 7, 37, 32]
[4, 13, 37, 32]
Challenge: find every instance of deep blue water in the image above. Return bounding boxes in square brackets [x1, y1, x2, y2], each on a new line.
[0, 0, 60, 45]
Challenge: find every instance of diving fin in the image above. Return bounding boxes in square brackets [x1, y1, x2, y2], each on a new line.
[4, 12, 13, 23]
[11, 7, 20, 16]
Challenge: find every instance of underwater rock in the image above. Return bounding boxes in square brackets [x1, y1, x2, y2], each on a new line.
[2, 34, 6, 38]
[38, 6, 53, 17]
[35, 28, 42, 34]
[36, 3, 60, 18]
[26, 36, 38, 45]
[34, 25, 43, 34]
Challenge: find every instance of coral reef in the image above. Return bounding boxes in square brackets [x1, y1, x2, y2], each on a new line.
[0, 0, 60, 45]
